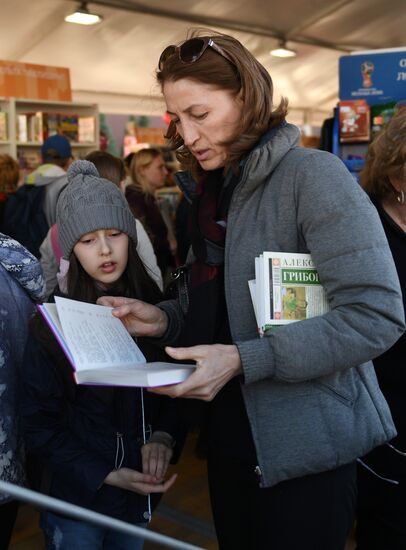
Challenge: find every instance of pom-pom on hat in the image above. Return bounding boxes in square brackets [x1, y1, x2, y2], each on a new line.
[57, 160, 137, 258]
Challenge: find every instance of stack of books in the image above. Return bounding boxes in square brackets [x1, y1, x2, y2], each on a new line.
[249, 252, 330, 336]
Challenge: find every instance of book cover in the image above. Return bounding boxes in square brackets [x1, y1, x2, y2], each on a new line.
[38, 297, 195, 387]
[78, 116, 95, 143]
[339, 100, 370, 143]
[59, 114, 78, 141]
[17, 114, 28, 143]
[0, 112, 8, 141]
[249, 252, 330, 334]
[43, 113, 60, 139]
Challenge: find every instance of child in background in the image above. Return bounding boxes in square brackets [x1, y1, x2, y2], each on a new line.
[21, 160, 181, 550]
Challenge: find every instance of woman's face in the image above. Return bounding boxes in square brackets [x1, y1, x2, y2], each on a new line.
[141, 155, 168, 190]
[163, 78, 243, 171]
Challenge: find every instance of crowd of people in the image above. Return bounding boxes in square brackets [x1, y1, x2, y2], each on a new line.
[0, 29, 405, 550]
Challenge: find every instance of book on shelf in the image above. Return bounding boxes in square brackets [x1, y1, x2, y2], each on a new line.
[78, 116, 96, 143]
[59, 114, 79, 141]
[249, 251, 330, 335]
[17, 114, 28, 142]
[38, 296, 195, 387]
[0, 112, 8, 141]
[339, 99, 370, 143]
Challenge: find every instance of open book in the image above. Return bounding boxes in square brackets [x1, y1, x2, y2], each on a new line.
[249, 252, 330, 335]
[38, 296, 195, 387]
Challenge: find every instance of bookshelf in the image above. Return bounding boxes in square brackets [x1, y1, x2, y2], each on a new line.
[0, 97, 99, 168]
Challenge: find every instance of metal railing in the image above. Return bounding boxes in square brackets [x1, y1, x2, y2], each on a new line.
[0, 480, 203, 550]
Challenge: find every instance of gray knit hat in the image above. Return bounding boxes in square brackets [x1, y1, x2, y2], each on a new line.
[57, 160, 137, 258]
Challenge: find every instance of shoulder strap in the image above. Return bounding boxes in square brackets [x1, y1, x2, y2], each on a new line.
[50, 224, 63, 264]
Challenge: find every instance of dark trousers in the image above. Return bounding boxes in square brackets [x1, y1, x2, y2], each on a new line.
[0, 500, 19, 550]
[356, 447, 406, 550]
[207, 454, 356, 550]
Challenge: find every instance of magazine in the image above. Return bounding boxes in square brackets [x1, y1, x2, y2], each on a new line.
[38, 296, 195, 387]
[249, 252, 330, 335]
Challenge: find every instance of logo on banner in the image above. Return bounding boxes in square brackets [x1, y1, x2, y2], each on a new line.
[360, 61, 374, 88]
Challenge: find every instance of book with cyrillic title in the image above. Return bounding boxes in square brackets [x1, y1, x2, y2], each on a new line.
[38, 296, 195, 387]
[249, 252, 330, 335]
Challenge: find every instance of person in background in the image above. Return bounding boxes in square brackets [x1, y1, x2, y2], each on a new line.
[99, 31, 405, 550]
[356, 108, 406, 550]
[123, 152, 135, 188]
[0, 233, 45, 549]
[39, 151, 162, 298]
[0, 154, 20, 230]
[21, 160, 180, 550]
[126, 148, 176, 277]
[27, 134, 73, 226]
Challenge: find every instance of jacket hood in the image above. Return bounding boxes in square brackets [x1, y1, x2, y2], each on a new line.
[25, 164, 67, 187]
[0, 233, 45, 301]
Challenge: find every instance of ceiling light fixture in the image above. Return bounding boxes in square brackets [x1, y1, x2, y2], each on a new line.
[65, 2, 102, 25]
[270, 40, 297, 58]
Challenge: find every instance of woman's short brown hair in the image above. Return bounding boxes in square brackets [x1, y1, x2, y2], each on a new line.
[360, 108, 406, 201]
[0, 154, 20, 193]
[156, 30, 288, 173]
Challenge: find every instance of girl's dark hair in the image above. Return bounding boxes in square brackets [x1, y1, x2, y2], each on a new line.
[156, 29, 288, 174]
[85, 150, 126, 186]
[67, 239, 162, 305]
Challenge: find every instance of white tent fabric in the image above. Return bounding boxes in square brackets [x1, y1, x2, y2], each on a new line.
[1, 0, 405, 124]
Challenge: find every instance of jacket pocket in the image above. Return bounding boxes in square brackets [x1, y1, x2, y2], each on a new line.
[314, 381, 354, 408]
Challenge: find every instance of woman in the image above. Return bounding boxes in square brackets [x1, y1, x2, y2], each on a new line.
[356, 109, 406, 550]
[126, 148, 176, 275]
[99, 32, 405, 549]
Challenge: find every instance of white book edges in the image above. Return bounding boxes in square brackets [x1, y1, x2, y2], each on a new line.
[38, 296, 195, 387]
[249, 252, 330, 336]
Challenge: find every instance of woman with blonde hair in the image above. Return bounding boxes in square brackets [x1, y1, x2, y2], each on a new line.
[356, 108, 406, 550]
[126, 148, 175, 275]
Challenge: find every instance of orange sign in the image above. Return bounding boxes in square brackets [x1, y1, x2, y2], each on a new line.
[0, 60, 71, 101]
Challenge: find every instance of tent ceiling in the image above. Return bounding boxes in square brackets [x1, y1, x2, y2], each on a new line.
[0, 0, 405, 121]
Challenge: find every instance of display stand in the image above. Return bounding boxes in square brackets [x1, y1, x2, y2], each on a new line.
[335, 47, 406, 181]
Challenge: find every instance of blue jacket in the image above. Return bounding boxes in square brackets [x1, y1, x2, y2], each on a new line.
[0, 233, 45, 503]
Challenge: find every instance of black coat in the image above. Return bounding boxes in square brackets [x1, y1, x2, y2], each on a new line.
[20, 312, 184, 523]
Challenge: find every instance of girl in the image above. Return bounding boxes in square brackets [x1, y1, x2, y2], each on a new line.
[21, 160, 181, 550]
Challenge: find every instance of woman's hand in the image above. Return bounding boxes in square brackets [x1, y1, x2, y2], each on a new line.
[150, 344, 243, 401]
[141, 439, 173, 482]
[96, 296, 168, 338]
[104, 467, 177, 495]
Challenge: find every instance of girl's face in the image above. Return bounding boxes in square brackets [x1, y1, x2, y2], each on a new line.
[73, 229, 129, 289]
[163, 78, 243, 171]
[140, 155, 168, 190]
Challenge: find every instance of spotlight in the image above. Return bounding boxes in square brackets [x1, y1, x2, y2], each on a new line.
[270, 40, 297, 58]
[65, 2, 102, 25]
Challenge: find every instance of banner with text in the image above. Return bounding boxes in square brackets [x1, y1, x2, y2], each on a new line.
[0, 60, 71, 101]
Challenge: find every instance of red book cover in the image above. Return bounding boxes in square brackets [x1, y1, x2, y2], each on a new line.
[339, 100, 370, 143]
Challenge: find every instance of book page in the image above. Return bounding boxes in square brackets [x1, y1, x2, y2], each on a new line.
[54, 297, 146, 371]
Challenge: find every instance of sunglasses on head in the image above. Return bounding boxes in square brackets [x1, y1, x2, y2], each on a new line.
[158, 37, 234, 71]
